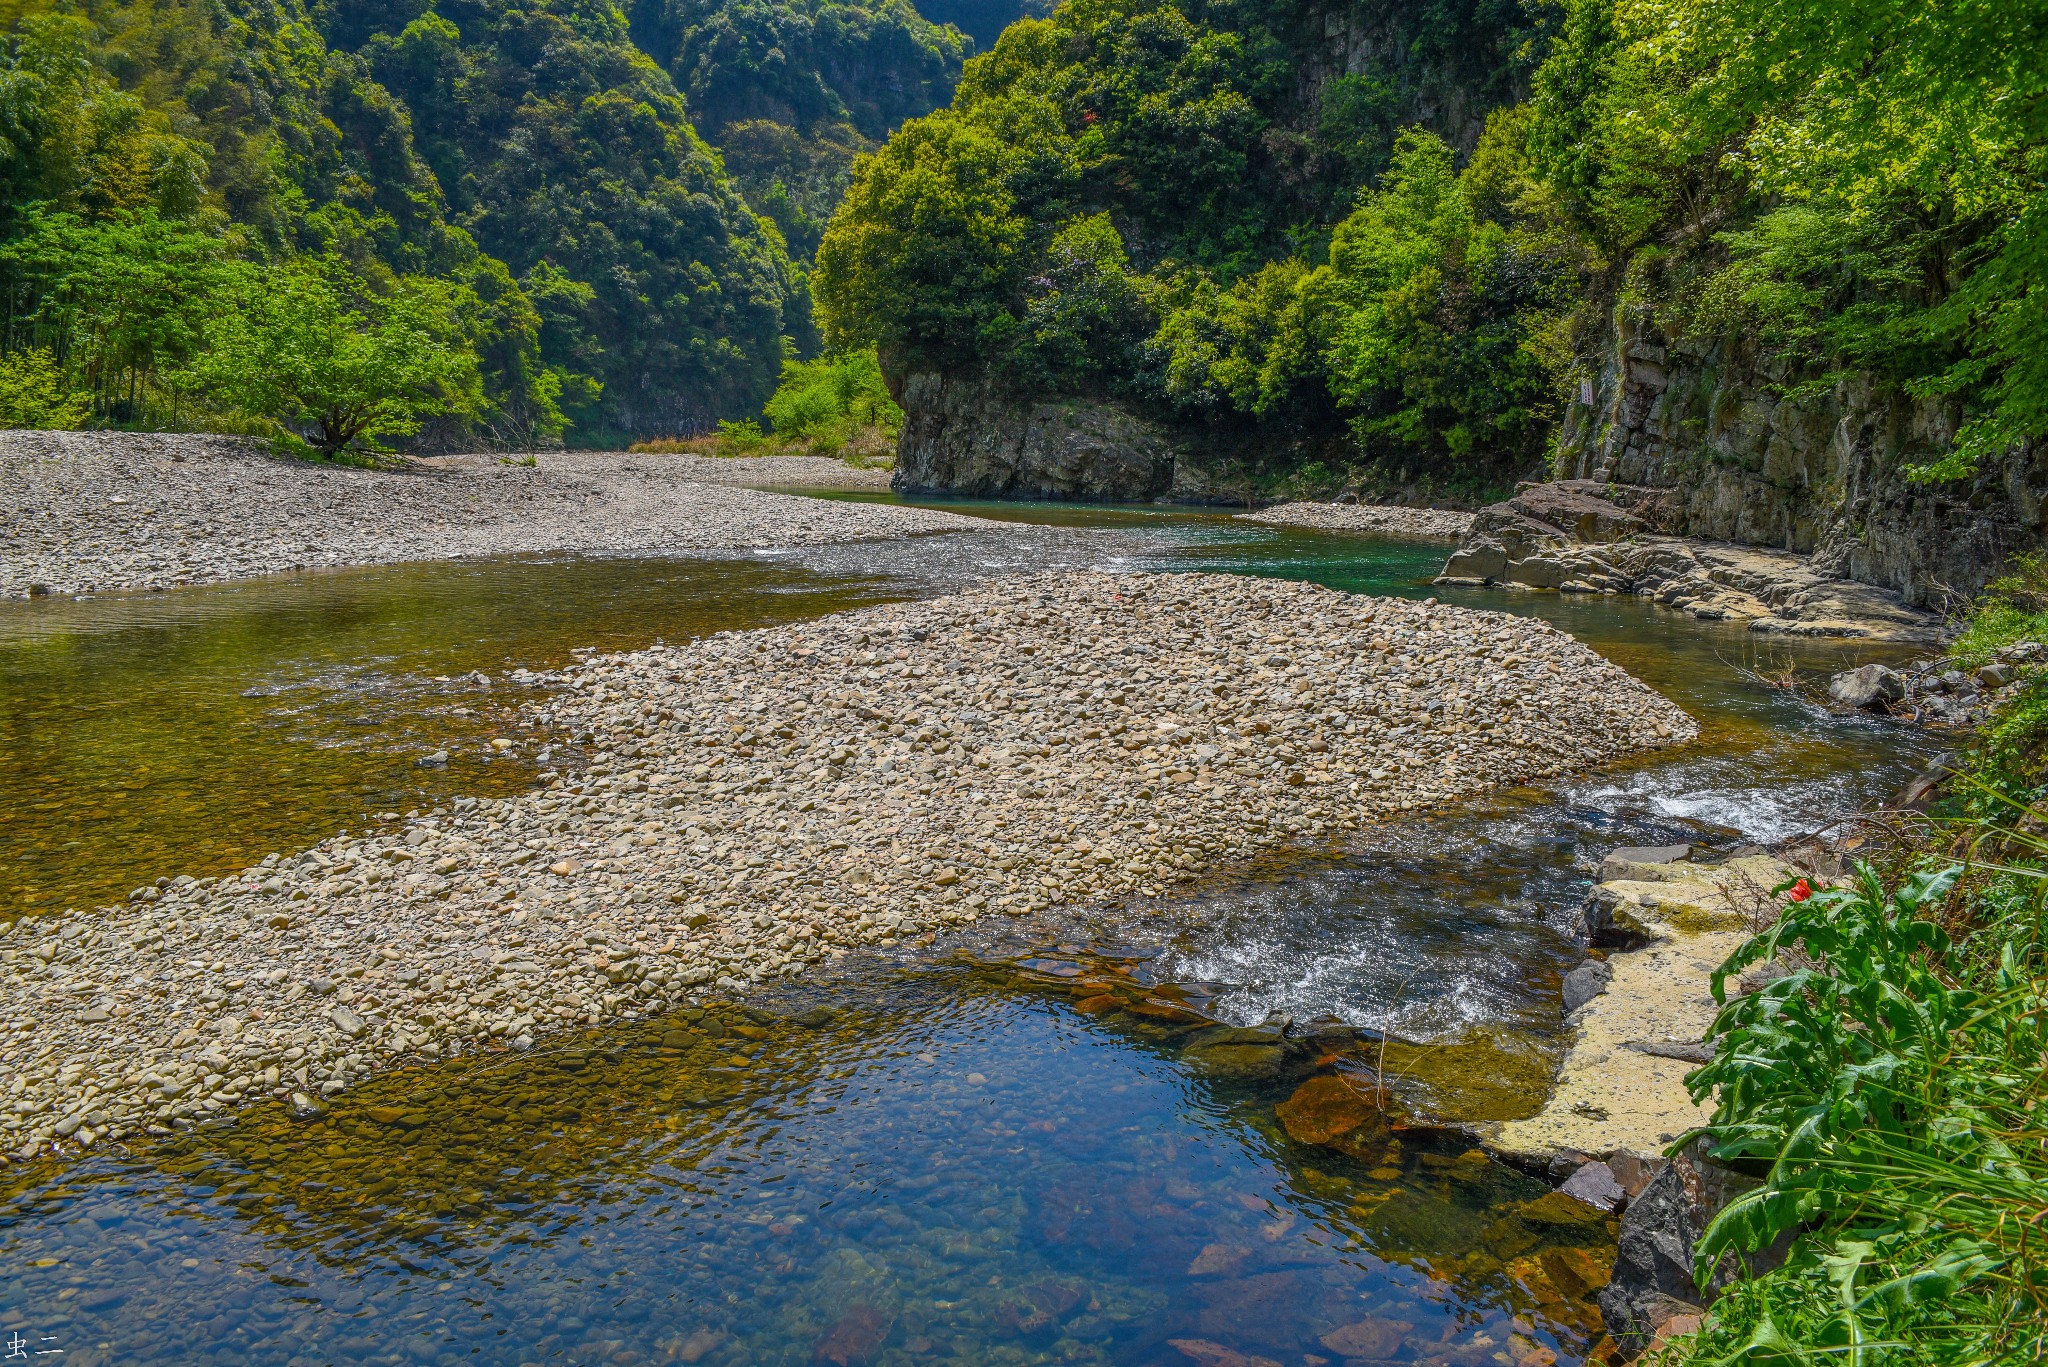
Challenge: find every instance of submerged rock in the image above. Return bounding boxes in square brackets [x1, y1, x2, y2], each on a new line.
[1273, 1073, 1395, 1163]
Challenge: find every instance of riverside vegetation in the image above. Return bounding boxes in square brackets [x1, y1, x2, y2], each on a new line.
[0, 0, 1037, 448]
[1616, 609, 2048, 1365]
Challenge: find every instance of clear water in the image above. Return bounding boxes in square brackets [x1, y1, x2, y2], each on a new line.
[0, 499, 1935, 1365]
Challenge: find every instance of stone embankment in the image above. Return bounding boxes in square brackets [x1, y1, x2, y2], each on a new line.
[0, 571, 1695, 1160]
[1436, 481, 1945, 643]
[1238, 502, 1476, 540]
[0, 432, 972, 598]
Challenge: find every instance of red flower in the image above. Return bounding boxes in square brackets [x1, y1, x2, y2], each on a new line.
[1788, 878, 1813, 902]
[1081, 110, 1099, 126]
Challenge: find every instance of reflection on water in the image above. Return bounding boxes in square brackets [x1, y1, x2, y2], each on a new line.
[0, 964, 1612, 1367]
[0, 556, 911, 918]
[0, 497, 1943, 1366]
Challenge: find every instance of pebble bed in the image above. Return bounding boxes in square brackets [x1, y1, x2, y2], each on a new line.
[0, 570, 1695, 1160]
[1241, 502, 1477, 540]
[0, 433, 971, 597]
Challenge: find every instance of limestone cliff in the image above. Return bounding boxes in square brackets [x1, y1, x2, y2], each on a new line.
[1555, 308, 2048, 608]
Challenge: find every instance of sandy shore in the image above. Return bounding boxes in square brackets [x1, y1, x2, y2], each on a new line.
[0, 433, 971, 598]
[0, 570, 1695, 1160]
[1241, 502, 1477, 540]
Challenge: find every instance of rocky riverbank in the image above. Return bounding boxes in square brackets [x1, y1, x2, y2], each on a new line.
[1485, 845, 1807, 1361]
[1437, 482, 1945, 643]
[0, 570, 1695, 1161]
[1238, 501, 1476, 540]
[0, 432, 973, 598]
[1487, 847, 1793, 1171]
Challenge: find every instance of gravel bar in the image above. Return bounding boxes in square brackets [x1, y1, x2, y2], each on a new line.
[0, 570, 1695, 1160]
[0, 432, 970, 598]
[1241, 502, 1477, 540]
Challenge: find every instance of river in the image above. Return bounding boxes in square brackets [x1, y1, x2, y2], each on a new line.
[0, 501, 1934, 1366]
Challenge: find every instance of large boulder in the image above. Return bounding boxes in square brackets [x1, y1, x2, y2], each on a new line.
[1600, 1140, 1793, 1356]
[1827, 662, 1905, 711]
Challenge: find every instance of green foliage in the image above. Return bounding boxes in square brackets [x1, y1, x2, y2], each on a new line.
[1558, 0, 2048, 482]
[182, 260, 479, 454]
[0, 0, 807, 444]
[1006, 211, 1149, 392]
[763, 345, 900, 437]
[360, 0, 803, 441]
[1951, 555, 2048, 670]
[0, 208, 232, 421]
[1672, 856, 2048, 1365]
[816, 0, 1560, 483]
[0, 347, 89, 427]
[1320, 127, 1575, 464]
[814, 110, 1028, 365]
[622, 0, 973, 266]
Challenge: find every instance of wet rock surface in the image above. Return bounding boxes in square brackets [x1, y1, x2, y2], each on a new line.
[1487, 851, 1791, 1166]
[1599, 1139, 1792, 1356]
[0, 432, 972, 598]
[0, 570, 1693, 1160]
[1436, 481, 1944, 643]
[1827, 639, 2042, 728]
[1238, 502, 1476, 541]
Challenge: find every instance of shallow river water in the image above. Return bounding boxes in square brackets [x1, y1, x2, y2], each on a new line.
[0, 501, 1937, 1366]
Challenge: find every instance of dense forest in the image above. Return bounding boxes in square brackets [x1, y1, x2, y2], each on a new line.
[3, 0, 2039, 492]
[0, 0, 1025, 448]
[816, 0, 2047, 498]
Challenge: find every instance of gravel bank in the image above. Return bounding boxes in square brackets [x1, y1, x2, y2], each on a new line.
[603, 451, 893, 491]
[0, 570, 1695, 1160]
[0, 432, 968, 598]
[1241, 502, 1477, 540]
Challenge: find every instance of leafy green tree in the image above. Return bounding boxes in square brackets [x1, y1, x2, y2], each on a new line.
[185, 261, 480, 455]
[1006, 212, 1150, 392]
[814, 111, 1027, 366]
[0, 209, 234, 420]
[816, 0, 1560, 482]
[763, 345, 900, 436]
[1319, 129, 1575, 465]
[0, 347, 90, 428]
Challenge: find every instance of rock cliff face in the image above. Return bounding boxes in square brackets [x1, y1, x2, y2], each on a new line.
[1556, 309, 2048, 607]
[893, 371, 1220, 502]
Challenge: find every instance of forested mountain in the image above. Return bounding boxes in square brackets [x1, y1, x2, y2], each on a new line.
[815, 0, 1566, 497]
[0, 0, 1020, 447]
[625, 0, 972, 261]
[816, 0, 2047, 505]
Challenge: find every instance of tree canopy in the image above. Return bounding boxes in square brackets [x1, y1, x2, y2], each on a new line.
[0, 0, 812, 447]
[816, 0, 2048, 494]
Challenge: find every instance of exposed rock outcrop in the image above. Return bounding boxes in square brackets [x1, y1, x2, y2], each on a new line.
[1600, 1138, 1795, 1357]
[892, 371, 1189, 501]
[1437, 480, 1945, 642]
[1486, 850, 1791, 1167]
[1555, 309, 2048, 608]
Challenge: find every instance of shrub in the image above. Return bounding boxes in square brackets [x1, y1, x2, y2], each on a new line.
[0, 348, 91, 429]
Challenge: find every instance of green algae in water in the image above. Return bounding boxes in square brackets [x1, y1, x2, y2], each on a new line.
[0, 966, 1611, 1366]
